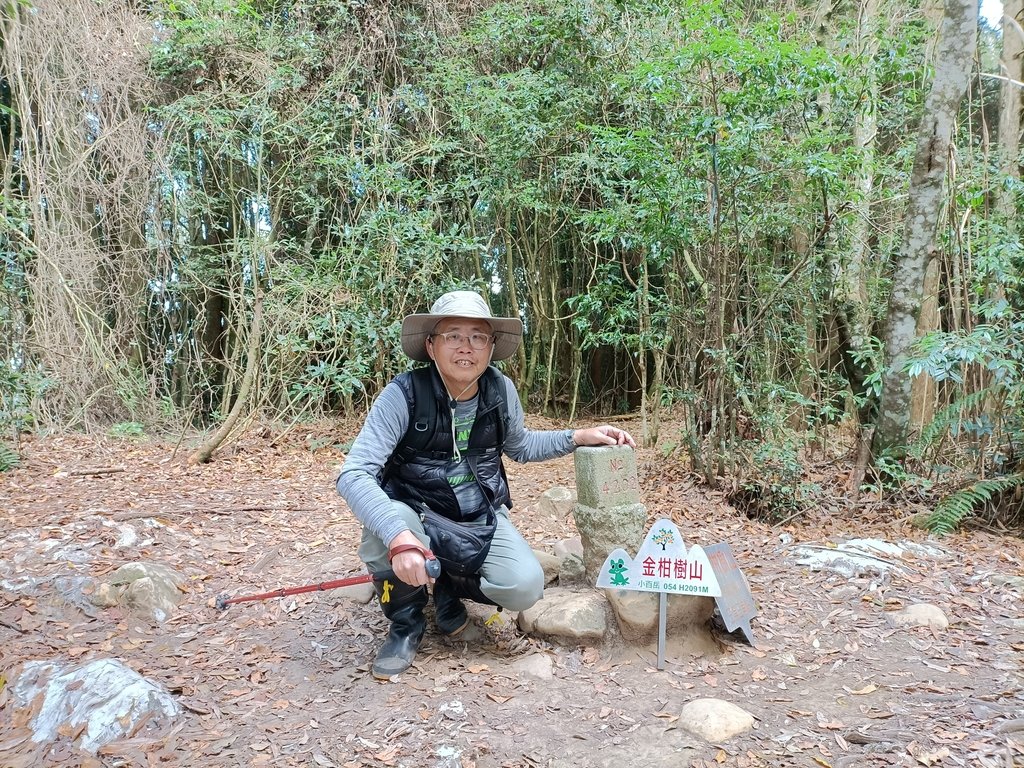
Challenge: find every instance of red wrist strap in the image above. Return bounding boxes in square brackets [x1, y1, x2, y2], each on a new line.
[387, 543, 437, 562]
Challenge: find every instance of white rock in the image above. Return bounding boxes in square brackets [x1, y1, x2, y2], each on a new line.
[791, 539, 943, 578]
[510, 653, 554, 681]
[438, 700, 466, 721]
[679, 698, 755, 741]
[435, 744, 462, 768]
[12, 658, 181, 753]
[114, 523, 138, 548]
[886, 603, 949, 630]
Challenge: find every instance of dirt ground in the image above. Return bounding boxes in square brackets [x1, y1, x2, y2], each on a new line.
[1, 416, 1022, 768]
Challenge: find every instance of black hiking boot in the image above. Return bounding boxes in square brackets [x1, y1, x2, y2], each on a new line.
[432, 572, 470, 636]
[433, 572, 499, 637]
[371, 572, 427, 680]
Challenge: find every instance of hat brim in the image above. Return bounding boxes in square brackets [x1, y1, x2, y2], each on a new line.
[401, 314, 523, 362]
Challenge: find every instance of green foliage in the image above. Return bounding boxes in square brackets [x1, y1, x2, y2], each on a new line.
[733, 439, 821, 521]
[906, 321, 1023, 472]
[870, 449, 930, 495]
[848, 336, 884, 406]
[0, 442, 17, 472]
[927, 474, 1024, 535]
[0, 0, 1019, 546]
[0, 359, 50, 465]
[908, 388, 993, 462]
[108, 421, 147, 439]
[903, 272, 1024, 529]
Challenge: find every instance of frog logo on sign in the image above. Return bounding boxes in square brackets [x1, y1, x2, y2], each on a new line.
[596, 518, 722, 597]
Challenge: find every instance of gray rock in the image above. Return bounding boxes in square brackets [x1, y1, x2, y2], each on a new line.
[666, 594, 717, 632]
[518, 588, 609, 642]
[54, 575, 102, 617]
[108, 562, 185, 622]
[558, 553, 587, 585]
[573, 446, 641, 508]
[604, 590, 716, 642]
[678, 698, 754, 741]
[553, 537, 584, 559]
[89, 581, 120, 608]
[332, 581, 375, 604]
[537, 487, 576, 519]
[12, 658, 181, 753]
[886, 603, 949, 630]
[988, 573, 1024, 592]
[605, 589, 658, 641]
[532, 550, 561, 585]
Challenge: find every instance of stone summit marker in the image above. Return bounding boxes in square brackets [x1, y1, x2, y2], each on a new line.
[573, 446, 648, 580]
[570, 445, 757, 662]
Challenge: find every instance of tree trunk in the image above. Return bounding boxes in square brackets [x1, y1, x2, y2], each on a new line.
[638, 259, 652, 446]
[875, 0, 978, 452]
[909, 256, 941, 429]
[841, 0, 881, 384]
[189, 264, 265, 465]
[997, 0, 1023, 223]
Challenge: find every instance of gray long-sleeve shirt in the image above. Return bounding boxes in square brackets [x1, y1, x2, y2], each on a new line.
[336, 372, 576, 546]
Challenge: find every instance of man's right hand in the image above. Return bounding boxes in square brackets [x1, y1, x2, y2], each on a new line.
[388, 530, 432, 587]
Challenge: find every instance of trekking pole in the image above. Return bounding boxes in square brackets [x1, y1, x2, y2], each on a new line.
[215, 556, 441, 611]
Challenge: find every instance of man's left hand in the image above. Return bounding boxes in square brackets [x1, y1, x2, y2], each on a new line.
[572, 425, 636, 449]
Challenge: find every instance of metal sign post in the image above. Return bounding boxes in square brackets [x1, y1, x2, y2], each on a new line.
[657, 591, 668, 670]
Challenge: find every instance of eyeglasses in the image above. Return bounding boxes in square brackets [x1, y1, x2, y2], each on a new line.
[429, 331, 494, 350]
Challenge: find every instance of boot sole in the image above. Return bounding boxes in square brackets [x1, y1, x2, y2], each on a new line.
[371, 658, 415, 679]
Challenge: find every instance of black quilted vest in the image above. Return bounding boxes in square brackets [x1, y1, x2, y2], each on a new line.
[381, 365, 511, 522]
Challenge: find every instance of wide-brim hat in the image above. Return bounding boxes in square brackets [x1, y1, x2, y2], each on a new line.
[401, 291, 523, 362]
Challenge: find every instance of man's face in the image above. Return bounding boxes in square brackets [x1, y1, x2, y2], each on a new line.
[425, 317, 494, 397]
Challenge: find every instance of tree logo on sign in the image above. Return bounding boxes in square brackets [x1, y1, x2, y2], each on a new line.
[652, 528, 674, 551]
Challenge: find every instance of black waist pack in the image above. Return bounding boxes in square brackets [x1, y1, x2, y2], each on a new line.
[419, 506, 496, 577]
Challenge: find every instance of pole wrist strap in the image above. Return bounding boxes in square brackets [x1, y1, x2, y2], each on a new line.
[387, 543, 436, 562]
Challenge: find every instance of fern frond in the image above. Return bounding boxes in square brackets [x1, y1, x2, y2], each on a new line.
[0, 443, 19, 472]
[927, 472, 1024, 534]
[910, 387, 994, 459]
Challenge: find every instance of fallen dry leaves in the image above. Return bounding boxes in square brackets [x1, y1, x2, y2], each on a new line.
[0, 421, 1021, 767]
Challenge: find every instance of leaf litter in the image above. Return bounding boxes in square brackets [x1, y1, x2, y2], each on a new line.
[0, 422, 1022, 767]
